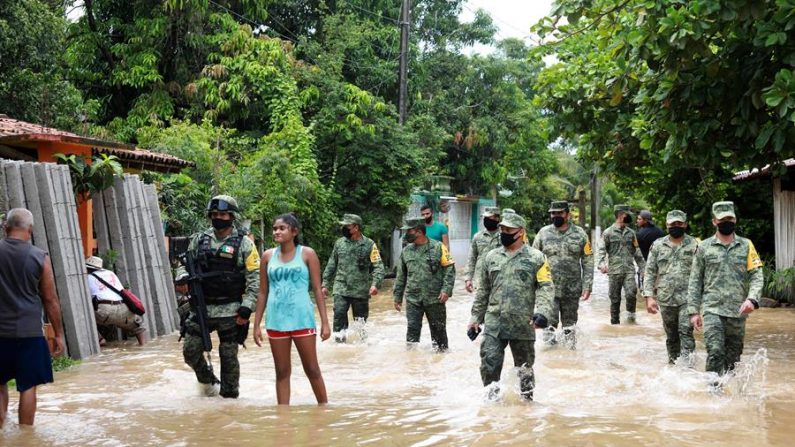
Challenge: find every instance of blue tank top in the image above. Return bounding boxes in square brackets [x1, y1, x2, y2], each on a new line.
[265, 245, 316, 331]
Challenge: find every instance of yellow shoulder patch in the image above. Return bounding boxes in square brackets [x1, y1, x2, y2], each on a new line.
[746, 241, 763, 271]
[440, 243, 455, 267]
[583, 240, 593, 256]
[370, 243, 382, 263]
[245, 248, 261, 272]
[632, 237, 639, 248]
[536, 260, 552, 283]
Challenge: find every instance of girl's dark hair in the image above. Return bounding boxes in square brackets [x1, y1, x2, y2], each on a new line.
[274, 213, 303, 245]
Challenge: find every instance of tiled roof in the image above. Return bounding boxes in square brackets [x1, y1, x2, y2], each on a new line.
[0, 114, 193, 171]
[733, 158, 795, 182]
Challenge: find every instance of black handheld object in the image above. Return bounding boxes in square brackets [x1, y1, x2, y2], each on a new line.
[180, 251, 213, 353]
[532, 313, 549, 329]
[467, 326, 481, 341]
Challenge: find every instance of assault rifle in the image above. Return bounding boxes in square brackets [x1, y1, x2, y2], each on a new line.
[177, 251, 214, 372]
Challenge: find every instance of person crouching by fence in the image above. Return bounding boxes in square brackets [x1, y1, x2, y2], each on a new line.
[85, 256, 146, 346]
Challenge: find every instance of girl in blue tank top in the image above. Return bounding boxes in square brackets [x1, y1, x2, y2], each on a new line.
[253, 214, 330, 405]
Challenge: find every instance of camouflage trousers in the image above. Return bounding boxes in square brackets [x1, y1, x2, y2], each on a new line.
[405, 301, 448, 351]
[479, 334, 535, 400]
[183, 316, 240, 398]
[608, 273, 637, 324]
[659, 304, 695, 364]
[333, 295, 369, 332]
[543, 291, 580, 345]
[703, 313, 746, 375]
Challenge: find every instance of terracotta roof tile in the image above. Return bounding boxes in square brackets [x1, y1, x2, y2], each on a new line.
[0, 114, 193, 171]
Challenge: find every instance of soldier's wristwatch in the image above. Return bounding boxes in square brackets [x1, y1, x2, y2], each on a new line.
[748, 299, 759, 309]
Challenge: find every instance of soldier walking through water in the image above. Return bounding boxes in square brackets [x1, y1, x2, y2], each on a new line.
[393, 218, 456, 351]
[532, 201, 593, 347]
[175, 195, 260, 398]
[322, 214, 385, 342]
[464, 207, 501, 293]
[468, 212, 554, 401]
[643, 210, 697, 364]
[597, 204, 646, 324]
[687, 201, 764, 378]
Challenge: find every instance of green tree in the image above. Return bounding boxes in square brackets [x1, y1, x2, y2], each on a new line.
[533, 0, 791, 252]
[0, 0, 93, 129]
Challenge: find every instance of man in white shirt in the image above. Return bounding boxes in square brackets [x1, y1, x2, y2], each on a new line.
[86, 256, 146, 345]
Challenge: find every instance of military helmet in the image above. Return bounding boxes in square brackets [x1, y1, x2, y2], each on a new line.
[206, 195, 240, 219]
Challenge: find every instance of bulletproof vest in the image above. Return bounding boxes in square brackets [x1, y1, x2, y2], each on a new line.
[197, 230, 247, 301]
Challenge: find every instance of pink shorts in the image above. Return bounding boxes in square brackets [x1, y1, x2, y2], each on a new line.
[266, 328, 316, 339]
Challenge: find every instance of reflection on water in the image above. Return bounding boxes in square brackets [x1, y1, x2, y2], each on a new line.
[3, 271, 795, 446]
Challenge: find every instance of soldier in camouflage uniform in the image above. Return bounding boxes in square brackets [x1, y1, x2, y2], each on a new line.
[532, 201, 594, 347]
[322, 214, 386, 341]
[643, 210, 697, 364]
[597, 204, 646, 324]
[174, 195, 260, 398]
[393, 218, 456, 351]
[468, 212, 554, 400]
[464, 207, 501, 293]
[687, 201, 764, 376]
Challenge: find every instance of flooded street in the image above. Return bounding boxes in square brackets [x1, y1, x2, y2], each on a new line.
[3, 270, 795, 446]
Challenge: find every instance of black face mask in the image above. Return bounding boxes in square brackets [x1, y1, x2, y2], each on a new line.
[403, 232, 417, 243]
[623, 215, 632, 224]
[483, 218, 499, 231]
[717, 221, 736, 236]
[500, 231, 519, 247]
[552, 216, 565, 227]
[341, 226, 352, 239]
[424, 216, 433, 224]
[668, 227, 685, 238]
[212, 218, 233, 230]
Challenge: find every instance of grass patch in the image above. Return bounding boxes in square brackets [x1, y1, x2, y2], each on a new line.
[5, 356, 80, 389]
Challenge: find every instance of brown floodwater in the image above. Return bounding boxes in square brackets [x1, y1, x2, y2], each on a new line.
[2, 271, 794, 446]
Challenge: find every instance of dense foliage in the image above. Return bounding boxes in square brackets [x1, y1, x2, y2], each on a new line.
[532, 0, 795, 251]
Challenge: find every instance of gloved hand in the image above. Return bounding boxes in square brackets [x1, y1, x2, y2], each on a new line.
[532, 313, 548, 329]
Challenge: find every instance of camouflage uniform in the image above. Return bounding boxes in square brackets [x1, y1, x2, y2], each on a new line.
[597, 205, 645, 324]
[642, 210, 697, 363]
[393, 218, 456, 351]
[464, 207, 502, 286]
[323, 214, 386, 333]
[687, 202, 764, 375]
[470, 213, 555, 399]
[532, 202, 594, 344]
[176, 196, 260, 398]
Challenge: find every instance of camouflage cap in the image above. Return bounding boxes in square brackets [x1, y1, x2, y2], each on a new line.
[501, 208, 516, 215]
[666, 210, 687, 224]
[548, 200, 569, 212]
[400, 217, 425, 230]
[613, 204, 632, 216]
[339, 213, 363, 226]
[500, 213, 526, 229]
[482, 206, 501, 218]
[712, 201, 736, 219]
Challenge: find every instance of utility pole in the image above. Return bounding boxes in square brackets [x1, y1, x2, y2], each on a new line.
[398, 0, 411, 125]
[590, 165, 600, 241]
